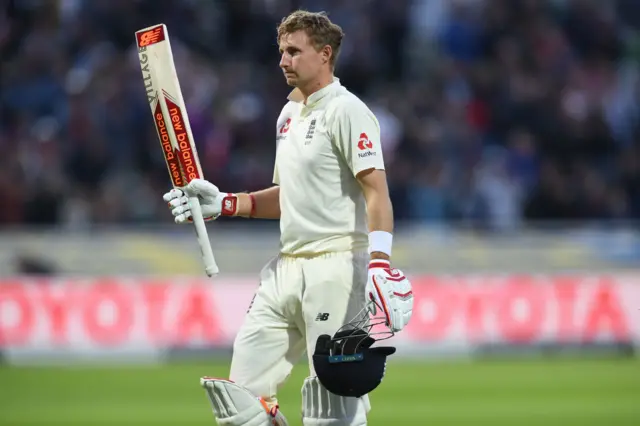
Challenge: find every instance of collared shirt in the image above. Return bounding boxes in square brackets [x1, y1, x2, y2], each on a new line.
[273, 78, 385, 255]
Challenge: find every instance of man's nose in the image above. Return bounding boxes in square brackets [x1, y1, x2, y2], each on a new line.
[279, 54, 290, 69]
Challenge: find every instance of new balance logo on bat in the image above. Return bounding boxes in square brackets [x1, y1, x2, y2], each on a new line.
[136, 26, 165, 47]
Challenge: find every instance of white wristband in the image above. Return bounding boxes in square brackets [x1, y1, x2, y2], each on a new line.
[368, 231, 393, 256]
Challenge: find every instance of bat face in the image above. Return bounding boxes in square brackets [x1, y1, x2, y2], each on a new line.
[152, 100, 184, 187]
[137, 29, 161, 106]
[135, 24, 202, 188]
[163, 94, 201, 182]
[135, 23, 219, 277]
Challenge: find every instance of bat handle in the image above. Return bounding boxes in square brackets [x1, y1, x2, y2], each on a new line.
[188, 195, 219, 277]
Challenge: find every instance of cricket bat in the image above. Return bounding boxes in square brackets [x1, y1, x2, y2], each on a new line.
[135, 24, 219, 277]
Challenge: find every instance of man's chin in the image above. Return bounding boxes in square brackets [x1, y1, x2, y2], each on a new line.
[284, 75, 298, 86]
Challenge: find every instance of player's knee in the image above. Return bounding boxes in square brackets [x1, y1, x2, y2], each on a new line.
[230, 341, 275, 400]
[302, 376, 369, 426]
[227, 371, 273, 403]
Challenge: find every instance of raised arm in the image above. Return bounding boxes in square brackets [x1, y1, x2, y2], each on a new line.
[164, 180, 281, 222]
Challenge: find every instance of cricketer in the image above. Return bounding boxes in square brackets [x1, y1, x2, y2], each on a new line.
[163, 10, 414, 426]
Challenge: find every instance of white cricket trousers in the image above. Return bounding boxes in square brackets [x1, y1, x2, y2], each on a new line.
[229, 251, 368, 402]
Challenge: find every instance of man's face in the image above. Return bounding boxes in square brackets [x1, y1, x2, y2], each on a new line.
[279, 30, 328, 87]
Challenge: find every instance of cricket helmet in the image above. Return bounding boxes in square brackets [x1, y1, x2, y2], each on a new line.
[312, 306, 396, 398]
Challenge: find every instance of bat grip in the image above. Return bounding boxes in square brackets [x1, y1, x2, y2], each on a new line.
[188, 195, 219, 277]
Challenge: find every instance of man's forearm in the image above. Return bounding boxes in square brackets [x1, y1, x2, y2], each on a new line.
[366, 192, 394, 260]
[236, 186, 281, 219]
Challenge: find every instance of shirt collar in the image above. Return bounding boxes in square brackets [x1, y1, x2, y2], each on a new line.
[287, 77, 341, 105]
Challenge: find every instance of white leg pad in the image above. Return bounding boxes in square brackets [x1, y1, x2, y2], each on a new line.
[302, 377, 369, 426]
[200, 377, 289, 426]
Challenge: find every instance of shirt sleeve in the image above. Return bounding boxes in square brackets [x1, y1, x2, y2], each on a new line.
[273, 134, 281, 184]
[273, 106, 293, 185]
[331, 100, 385, 176]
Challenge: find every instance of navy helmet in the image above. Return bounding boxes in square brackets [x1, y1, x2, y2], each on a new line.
[312, 305, 396, 398]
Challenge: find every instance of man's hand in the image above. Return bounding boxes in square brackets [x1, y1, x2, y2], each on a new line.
[163, 179, 239, 224]
[366, 259, 413, 333]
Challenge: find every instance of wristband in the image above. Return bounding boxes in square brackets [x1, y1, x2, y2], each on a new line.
[368, 231, 392, 256]
[369, 259, 390, 269]
[221, 193, 239, 216]
[249, 193, 257, 218]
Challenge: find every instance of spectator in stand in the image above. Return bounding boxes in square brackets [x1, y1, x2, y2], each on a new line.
[1, 0, 638, 229]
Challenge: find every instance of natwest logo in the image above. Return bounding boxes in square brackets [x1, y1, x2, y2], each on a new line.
[357, 132, 373, 151]
[279, 118, 291, 134]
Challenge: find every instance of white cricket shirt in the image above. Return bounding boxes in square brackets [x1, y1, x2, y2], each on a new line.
[273, 78, 385, 255]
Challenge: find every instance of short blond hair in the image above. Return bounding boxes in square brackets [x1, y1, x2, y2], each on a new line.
[277, 10, 344, 68]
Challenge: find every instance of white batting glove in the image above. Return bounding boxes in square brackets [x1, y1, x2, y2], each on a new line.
[163, 178, 239, 224]
[366, 259, 414, 333]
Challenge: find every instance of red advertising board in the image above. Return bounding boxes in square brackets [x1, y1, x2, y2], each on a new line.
[1, 276, 639, 357]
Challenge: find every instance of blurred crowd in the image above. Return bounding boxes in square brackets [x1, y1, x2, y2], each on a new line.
[1, 0, 639, 230]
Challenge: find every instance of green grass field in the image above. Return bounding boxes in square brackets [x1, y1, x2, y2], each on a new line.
[1, 357, 638, 425]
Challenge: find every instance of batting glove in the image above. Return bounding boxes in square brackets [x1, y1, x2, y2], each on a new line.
[163, 178, 239, 224]
[366, 259, 414, 333]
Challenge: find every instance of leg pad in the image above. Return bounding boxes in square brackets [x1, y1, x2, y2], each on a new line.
[302, 376, 369, 426]
[201, 377, 289, 426]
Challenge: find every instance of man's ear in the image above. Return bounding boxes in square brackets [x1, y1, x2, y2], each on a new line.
[321, 45, 333, 64]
